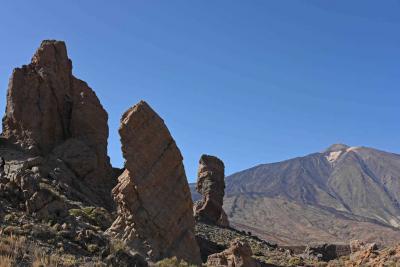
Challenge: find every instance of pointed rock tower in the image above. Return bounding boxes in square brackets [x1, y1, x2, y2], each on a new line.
[194, 155, 229, 227]
[107, 101, 201, 264]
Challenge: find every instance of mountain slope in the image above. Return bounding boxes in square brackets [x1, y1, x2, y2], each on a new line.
[192, 144, 400, 245]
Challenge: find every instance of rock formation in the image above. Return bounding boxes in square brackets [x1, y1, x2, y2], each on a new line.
[194, 155, 229, 226]
[0, 157, 4, 176]
[337, 243, 400, 267]
[206, 239, 260, 267]
[1, 40, 114, 207]
[300, 243, 351, 262]
[107, 101, 201, 265]
[349, 240, 378, 254]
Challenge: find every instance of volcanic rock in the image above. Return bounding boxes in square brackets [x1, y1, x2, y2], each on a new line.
[1, 40, 114, 206]
[300, 243, 351, 262]
[52, 138, 98, 178]
[105, 250, 148, 267]
[0, 157, 5, 175]
[337, 243, 400, 267]
[107, 101, 201, 264]
[349, 240, 378, 254]
[194, 155, 229, 226]
[206, 238, 261, 267]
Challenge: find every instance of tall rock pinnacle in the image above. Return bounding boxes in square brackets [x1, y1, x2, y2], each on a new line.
[194, 155, 229, 227]
[107, 101, 201, 264]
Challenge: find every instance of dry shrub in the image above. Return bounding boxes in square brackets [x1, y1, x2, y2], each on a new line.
[32, 251, 60, 267]
[0, 255, 13, 267]
[156, 257, 197, 267]
[0, 231, 103, 266]
[0, 233, 62, 267]
[0, 234, 27, 267]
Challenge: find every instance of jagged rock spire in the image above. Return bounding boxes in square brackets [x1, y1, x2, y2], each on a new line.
[2, 40, 114, 207]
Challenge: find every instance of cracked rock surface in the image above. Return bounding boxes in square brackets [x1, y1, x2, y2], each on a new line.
[2, 40, 115, 208]
[107, 100, 201, 265]
[194, 155, 229, 227]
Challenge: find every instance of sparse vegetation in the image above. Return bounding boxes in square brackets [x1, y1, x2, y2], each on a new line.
[69, 206, 113, 230]
[0, 231, 106, 267]
[287, 257, 304, 266]
[0, 234, 63, 267]
[109, 238, 127, 253]
[155, 257, 197, 267]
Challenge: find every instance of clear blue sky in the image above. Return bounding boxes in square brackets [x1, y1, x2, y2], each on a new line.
[1, 1, 400, 182]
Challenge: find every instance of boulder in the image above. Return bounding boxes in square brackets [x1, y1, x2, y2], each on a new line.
[196, 236, 225, 263]
[348, 240, 378, 263]
[206, 239, 261, 267]
[107, 101, 201, 265]
[105, 250, 148, 267]
[194, 155, 229, 226]
[300, 243, 351, 262]
[1, 40, 114, 206]
[25, 189, 67, 218]
[339, 243, 400, 267]
[350, 240, 377, 254]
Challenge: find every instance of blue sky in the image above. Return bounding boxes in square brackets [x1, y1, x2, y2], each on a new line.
[1, 1, 400, 182]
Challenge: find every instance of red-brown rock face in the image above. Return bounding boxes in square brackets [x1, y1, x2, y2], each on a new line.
[107, 101, 201, 264]
[1, 40, 114, 205]
[206, 239, 260, 267]
[331, 240, 398, 266]
[194, 155, 229, 226]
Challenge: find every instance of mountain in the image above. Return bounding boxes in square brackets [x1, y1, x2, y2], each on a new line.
[191, 144, 400, 246]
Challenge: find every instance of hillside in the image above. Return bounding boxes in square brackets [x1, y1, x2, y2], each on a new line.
[192, 144, 400, 245]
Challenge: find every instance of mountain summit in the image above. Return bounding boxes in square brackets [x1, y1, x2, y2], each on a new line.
[324, 143, 350, 152]
[193, 144, 400, 246]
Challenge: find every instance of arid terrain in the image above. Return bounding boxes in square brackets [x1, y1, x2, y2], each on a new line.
[0, 40, 399, 267]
